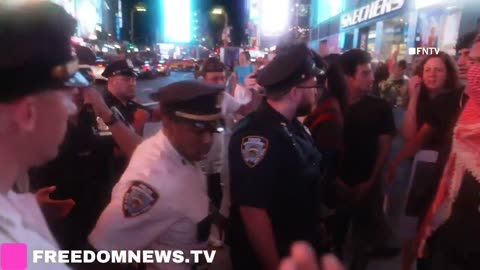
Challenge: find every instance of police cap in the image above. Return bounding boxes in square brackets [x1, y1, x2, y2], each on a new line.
[0, 1, 90, 103]
[150, 80, 224, 130]
[257, 43, 326, 96]
[102, 59, 138, 78]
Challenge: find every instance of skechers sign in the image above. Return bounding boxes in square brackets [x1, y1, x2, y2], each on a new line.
[340, 0, 405, 29]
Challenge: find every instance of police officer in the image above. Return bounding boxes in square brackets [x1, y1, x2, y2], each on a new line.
[29, 84, 143, 252]
[89, 81, 223, 270]
[0, 2, 87, 269]
[102, 60, 150, 180]
[228, 43, 330, 270]
[102, 59, 151, 134]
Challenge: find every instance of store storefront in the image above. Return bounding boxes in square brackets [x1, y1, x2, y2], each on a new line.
[309, 0, 344, 55]
[339, 0, 410, 61]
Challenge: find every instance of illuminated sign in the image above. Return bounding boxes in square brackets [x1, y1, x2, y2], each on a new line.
[50, 0, 76, 16]
[261, 0, 290, 36]
[415, 0, 448, 10]
[77, 0, 101, 38]
[161, 0, 192, 43]
[340, 0, 405, 28]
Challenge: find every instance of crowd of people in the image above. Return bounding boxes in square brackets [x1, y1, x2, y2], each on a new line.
[2, 2, 480, 270]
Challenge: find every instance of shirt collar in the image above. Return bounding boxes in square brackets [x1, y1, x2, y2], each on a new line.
[258, 100, 303, 128]
[156, 130, 193, 167]
[104, 90, 127, 108]
[0, 192, 24, 229]
[258, 100, 290, 124]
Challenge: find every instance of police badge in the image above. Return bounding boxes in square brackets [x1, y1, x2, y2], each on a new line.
[241, 136, 269, 168]
[123, 181, 159, 217]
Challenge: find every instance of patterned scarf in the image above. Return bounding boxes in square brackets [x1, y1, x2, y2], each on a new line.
[438, 65, 480, 223]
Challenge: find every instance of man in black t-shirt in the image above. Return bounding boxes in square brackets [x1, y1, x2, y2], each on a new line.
[336, 49, 397, 270]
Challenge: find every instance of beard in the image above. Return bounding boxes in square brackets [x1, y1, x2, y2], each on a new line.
[296, 95, 314, 117]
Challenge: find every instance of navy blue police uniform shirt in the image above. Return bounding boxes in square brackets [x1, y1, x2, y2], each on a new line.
[29, 108, 116, 250]
[340, 95, 396, 186]
[103, 90, 139, 128]
[102, 90, 146, 181]
[228, 101, 327, 269]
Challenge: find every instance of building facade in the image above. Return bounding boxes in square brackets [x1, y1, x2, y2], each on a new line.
[309, 0, 480, 62]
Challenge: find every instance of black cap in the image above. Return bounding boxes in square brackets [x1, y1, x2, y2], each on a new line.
[150, 80, 224, 128]
[257, 43, 326, 96]
[102, 59, 138, 78]
[0, 1, 90, 103]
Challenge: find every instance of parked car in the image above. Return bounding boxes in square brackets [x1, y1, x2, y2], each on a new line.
[169, 58, 196, 72]
[169, 59, 183, 71]
[181, 59, 196, 72]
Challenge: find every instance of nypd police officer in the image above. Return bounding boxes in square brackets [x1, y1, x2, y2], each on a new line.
[89, 81, 223, 270]
[102, 60, 151, 133]
[228, 43, 330, 270]
[101, 60, 150, 181]
[0, 2, 89, 269]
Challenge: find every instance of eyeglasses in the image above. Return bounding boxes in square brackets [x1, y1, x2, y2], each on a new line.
[296, 85, 325, 90]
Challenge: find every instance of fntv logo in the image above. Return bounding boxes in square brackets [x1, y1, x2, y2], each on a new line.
[408, 47, 440, 55]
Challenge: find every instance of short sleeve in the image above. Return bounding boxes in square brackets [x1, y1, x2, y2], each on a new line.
[89, 180, 179, 250]
[229, 132, 279, 209]
[378, 101, 396, 136]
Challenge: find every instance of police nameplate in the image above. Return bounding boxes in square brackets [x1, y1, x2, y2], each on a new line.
[241, 136, 269, 168]
[123, 181, 159, 218]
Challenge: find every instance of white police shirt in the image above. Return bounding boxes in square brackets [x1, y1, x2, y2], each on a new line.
[89, 130, 210, 270]
[0, 191, 70, 270]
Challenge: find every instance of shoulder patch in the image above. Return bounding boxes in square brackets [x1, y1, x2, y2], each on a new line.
[241, 136, 269, 168]
[123, 181, 159, 218]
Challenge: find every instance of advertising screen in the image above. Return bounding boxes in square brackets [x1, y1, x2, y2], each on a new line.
[76, 0, 102, 39]
[415, 7, 461, 54]
[161, 0, 192, 43]
[261, 0, 290, 36]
